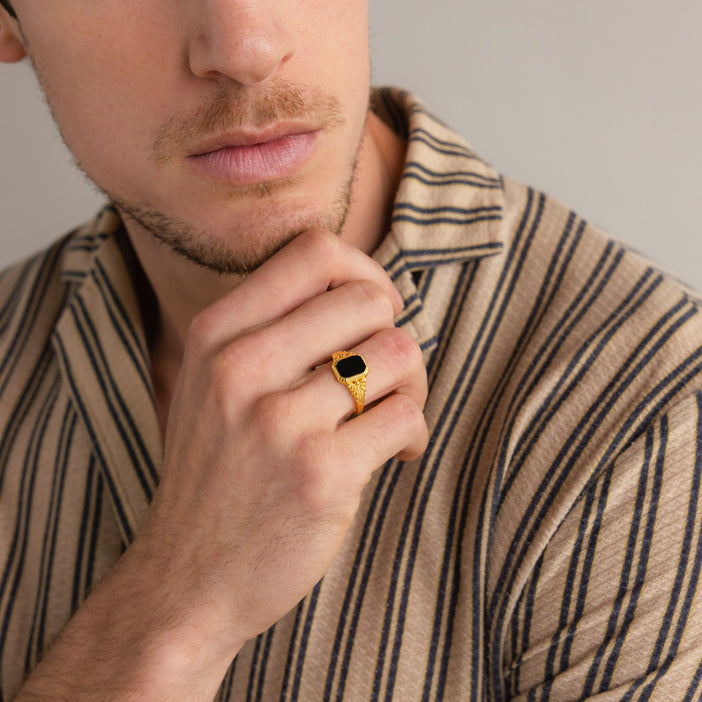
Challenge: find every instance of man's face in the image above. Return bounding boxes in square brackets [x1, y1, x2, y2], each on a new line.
[9, 1, 371, 273]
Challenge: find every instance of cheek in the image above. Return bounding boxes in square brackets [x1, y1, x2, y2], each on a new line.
[304, 12, 370, 115]
[21, 7, 173, 164]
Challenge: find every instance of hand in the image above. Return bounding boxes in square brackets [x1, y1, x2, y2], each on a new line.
[137, 228, 429, 662]
[14, 229, 428, 701]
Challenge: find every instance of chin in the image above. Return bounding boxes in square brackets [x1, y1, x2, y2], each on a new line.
[116, 189, 351, 277]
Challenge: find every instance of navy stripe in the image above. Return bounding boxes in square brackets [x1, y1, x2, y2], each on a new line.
[278, 601, 304, 701]
[219, 661, 237, 702]
[71, 452, 96, 611]
[93, 261, 153, 398]
[409, 187, 540, 700]
[26, 403, 76, 668]
[463, 211, 584, 609]
[405, 160, 500, 183]
[409, 127, 478, 157]
[384, 243, 503, 275]
[64, 243, 102, 254]
[395, 203, 502, 217]
[403, 172, 502, 189]
[290, 581, 322, 700]
[682, 658, 702, 702]
[410, 127, 475, 151]
[386, 248, 503, 281]
[86, 462, 104, 593]
[65, 230, 111, 249]
[408, 133, 480, 159]
[380, 274, 481, 696]
[515, 553, 544, 697]
[392, 213, 502, 227]
[497, 262, 659, 531]
[245, 634, 264, 702]
[254, 628, 275, 702]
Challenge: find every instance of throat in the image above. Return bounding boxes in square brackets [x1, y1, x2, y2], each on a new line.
[150, 336, 182, 444]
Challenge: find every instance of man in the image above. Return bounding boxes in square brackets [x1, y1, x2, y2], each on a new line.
[1, 1, 701, 700]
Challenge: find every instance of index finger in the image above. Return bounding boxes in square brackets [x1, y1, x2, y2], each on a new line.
[200, 229, 403, 342]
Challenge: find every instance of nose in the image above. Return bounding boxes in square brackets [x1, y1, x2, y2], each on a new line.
[187, 0, 295, 86]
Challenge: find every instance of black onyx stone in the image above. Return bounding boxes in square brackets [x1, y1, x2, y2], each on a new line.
[336, 355, 366, 379]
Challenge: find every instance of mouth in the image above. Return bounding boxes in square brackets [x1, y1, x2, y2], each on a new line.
[187, 124, 321, 187]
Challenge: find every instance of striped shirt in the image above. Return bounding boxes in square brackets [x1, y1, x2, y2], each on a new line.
[2, 87, 702, 700]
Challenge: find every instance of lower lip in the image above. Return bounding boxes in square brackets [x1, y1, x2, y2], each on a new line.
[189, 131, 320, 186]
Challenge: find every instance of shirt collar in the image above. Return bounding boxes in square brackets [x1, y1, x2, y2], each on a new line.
[371, 87, 504, 278]
[55, 207, 161, 542]
[370, 88, 505, 358]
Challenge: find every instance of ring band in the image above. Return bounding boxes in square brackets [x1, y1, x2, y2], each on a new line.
[331, 351, 368, 415]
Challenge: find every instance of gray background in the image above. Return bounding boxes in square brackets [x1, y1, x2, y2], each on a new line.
[2, 2, 701, 286]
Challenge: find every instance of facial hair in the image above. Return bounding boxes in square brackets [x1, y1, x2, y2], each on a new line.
[103, 79, 364, 276]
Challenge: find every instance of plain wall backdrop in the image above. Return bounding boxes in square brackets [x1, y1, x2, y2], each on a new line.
[1, 2, 701, 286]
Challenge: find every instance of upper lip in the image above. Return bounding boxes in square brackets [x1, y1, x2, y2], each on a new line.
[188, 123, 319, 157]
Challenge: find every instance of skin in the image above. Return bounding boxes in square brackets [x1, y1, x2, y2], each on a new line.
[1, 1, 429, 699]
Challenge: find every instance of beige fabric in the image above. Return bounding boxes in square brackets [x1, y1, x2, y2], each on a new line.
[2, 89, 702, 700]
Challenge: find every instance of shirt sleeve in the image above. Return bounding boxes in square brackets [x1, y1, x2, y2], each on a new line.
[504, 390, 702, 701]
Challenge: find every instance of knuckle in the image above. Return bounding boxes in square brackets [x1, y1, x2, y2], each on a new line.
[208, 333, 270, 404]
[386, 394, 429, 454]
[252, 390, 292, 428]
[290, 434, 340, 511]
[207, 352, 244, 404]
[377, 326, 423, 368]
[389, 391, 423, 423]
[295, 227, 341, 264]
[249, 390, 297, 448]
[186, 307, 221, 352]
[223, 328, 273, 367]
[347, 279, 394, 323]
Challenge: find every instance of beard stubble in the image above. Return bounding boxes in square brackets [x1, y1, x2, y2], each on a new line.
[107, 79, 363, 276]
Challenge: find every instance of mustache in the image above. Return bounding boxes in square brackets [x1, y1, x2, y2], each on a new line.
[152, 79, 345, 164]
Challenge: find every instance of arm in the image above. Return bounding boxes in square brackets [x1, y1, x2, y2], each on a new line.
[15, 230, 429, 700]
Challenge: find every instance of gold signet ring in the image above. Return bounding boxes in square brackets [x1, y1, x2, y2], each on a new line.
[331, 351, 368, 415]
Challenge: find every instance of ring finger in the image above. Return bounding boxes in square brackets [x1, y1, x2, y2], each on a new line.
[292, 326, 428, 426]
